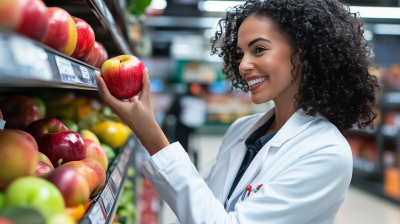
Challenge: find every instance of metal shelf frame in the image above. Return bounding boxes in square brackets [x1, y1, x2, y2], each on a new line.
[79, 134, 139, 224]
[0, 31, 99, 90]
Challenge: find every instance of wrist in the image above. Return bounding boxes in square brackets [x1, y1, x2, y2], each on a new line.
[139, 124, 170, 156]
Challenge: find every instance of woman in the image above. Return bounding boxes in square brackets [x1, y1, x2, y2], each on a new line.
[96, 0, 379, 223]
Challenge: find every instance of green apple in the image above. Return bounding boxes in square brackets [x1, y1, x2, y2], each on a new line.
[100, 143, 115, 161]
[5, 177, 65, 219]
[80, 129, 100, 144]
[59, 119, 78, 132]
[0, 192, 5, 209]
[31, 97, 46, 119]
[46, 213, 75, 224]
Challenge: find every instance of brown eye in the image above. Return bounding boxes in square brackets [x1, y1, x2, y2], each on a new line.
[255, 47, 266, 53]
[237, 52, 244, 59]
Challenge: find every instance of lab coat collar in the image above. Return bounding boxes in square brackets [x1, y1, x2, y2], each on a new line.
[238, 107, 321, 147]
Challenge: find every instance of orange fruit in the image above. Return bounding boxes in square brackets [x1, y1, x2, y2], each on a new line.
[84, 198, 93, 211]
[66, 204, 85, 221]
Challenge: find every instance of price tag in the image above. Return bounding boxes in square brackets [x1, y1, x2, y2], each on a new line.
[0, 120, 5, 130]
[117, 159, 125, 173]
[55, 56, 76, 83]
[88, 201, 106, 224]
[79, 66, 92, 84]
[111, 168, 121, 187]
[101, 184, 114, 215]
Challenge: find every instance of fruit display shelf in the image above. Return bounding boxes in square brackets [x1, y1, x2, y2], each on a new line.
[351, 174, 400, 206]
[79, 134, 138, 224]
[0, 30, 99, 91]
[42, 0, 133, 57]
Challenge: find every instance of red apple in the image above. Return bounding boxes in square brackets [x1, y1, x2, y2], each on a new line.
[0, 0, 22, 30]
[36, 161, 53, 176]
[41, 7, 77, 56]
[38, 151, 54, 169]
[84, 139, 108, 171]
[101, 55, 145, 99]
[15, 0, 48, 41]
[81, 158, 106, 193]
[0, 130, 38, 190]
[85, 41, 101, 66]
[61, 160, 98, 193]
[8, 129, 38, 151]
[42, 167, 90, 207]
[0, 96, 39, 130]
[26, 118, 86, 167]
[95, 42, 108, 68]
[70, 17, 95, 61]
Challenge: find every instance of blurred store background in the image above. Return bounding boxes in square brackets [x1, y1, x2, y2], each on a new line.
[2, 0, 400, 223]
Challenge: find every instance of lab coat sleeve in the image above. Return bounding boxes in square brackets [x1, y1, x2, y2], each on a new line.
[140, 141, 351, 224]
[140, 142, 232, 224]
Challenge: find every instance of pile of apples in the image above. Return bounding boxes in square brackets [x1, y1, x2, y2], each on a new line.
[0, 96, 112, 224]
[0, 0, 108, 68]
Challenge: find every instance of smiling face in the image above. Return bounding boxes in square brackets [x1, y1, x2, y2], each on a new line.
[237, 14, 303, 105]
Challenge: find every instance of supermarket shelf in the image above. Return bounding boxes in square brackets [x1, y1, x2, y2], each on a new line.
[79, 134, 138, 224]
[0, 31, 99, 90]
[43, 0, 133, 56]
[103, 0, 131, 43]
[351, 174, 400, 206]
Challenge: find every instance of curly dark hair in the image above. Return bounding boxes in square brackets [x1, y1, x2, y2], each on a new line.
[211, 0, 380, 132]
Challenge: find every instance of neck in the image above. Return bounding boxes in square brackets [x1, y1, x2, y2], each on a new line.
[269, 83, 299, 133]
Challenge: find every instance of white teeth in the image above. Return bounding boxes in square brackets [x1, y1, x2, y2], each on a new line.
[248, 77, 267, 86]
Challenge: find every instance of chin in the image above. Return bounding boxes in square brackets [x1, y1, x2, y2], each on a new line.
[251, 94, 271, 104]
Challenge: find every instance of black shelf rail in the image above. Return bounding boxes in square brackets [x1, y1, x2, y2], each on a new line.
[79, 134, 138, 224]
[0, 31, 99, 90]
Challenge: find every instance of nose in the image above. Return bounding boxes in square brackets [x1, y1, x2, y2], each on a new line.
[239, 54, 254, 77]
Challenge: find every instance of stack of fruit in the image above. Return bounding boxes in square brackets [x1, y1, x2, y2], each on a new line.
[0, 94, 133, 223]
[0, 0, 108, 68]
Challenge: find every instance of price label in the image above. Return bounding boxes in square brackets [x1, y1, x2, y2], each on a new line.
[111, 169, 121, 187]
[88, 201, 106, 224]
[0, 120, 5, 130]
[124, 148, 132, 157]
[101, 184, 114, 215]
[55, 56, 76, 83]
[79, 66, 91, 84]
[117, 160, 125, 173]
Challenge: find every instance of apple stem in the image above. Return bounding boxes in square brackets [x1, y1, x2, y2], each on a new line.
[58, 158, 63, 167]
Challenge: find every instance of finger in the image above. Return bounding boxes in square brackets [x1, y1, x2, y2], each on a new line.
[138, 68, 151, 105]
[96, 74, 125, 110]
[129, 96, 139, 103]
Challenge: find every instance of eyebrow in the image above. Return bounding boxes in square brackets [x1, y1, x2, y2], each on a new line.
[237, 38, 271, 50]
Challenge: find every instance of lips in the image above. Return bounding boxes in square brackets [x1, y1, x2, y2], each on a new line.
[247, 75, 268, 91]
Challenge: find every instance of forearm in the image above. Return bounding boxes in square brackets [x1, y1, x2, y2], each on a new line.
[135, 121, 169, 156]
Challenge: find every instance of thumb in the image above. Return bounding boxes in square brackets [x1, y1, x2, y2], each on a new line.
[139, 67, 151, 104]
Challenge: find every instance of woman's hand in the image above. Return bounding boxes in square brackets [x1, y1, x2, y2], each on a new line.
[95, 68, 169, 156]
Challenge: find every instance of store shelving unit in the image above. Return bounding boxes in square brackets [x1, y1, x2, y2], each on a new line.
[42, 0, 133, 57]
[349, 90, 400, 204]
[79, 135, 138, 224]
[0, 1, 140, 223]
[0, 30, 99, 90]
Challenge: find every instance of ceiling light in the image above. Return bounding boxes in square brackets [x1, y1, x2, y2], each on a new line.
[373, 24, 400, 35]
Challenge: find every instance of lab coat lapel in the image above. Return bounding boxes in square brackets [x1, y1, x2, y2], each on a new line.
[229, 141, 272, 201]
[221, 139, 247, 202]
[222, 109, 276, 202]
[228, 109, 322, 203]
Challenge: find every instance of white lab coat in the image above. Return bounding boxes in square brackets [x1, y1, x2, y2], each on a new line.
[140, 107, 353, 224]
